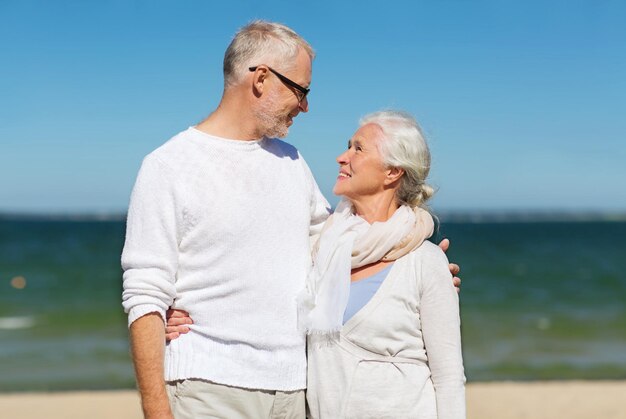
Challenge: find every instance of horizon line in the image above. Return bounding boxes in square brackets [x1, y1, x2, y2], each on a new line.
[1, 209, 626, 223]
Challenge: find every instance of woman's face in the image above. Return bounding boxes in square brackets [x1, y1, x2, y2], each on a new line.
[333, 123, 390, 202]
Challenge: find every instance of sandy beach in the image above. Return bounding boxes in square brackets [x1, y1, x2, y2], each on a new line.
[2, 380, 625, 419]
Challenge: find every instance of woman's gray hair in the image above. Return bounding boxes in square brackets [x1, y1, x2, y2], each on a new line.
[360, 110, 434, 209]
[223, 20, 315, 88]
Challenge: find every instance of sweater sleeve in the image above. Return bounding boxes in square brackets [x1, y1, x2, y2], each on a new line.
[121, 155, 180, 326]
[299, 153, 331, 246]
[419, 245, 466, 419]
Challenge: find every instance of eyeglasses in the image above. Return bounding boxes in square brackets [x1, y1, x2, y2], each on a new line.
[249, 65, 310, 103]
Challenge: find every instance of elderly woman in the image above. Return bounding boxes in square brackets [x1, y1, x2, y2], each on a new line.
[166, 110, 465, 418]
[300, 110, 465, 418]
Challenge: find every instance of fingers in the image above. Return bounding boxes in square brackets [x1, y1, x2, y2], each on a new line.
[165, 324, 190, 342]
[166, 325, 190, 334]
[166, 309, 189, 318]
[167, 316, 193, 327]
[166, 308, 193, 327]
[452, 276, 461, 293]
[449, 263, 460, 277]
[438, 238, 450, 253]
[164, 308, 192, 342]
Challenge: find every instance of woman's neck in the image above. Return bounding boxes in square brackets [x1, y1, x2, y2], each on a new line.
[351, 194, 399, 223]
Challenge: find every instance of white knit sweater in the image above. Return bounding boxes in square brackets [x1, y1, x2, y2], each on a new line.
[121, 127, 330, 391]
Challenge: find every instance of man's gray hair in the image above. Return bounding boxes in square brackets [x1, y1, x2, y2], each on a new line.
[223, 20, 315, 88]
[360, 110, 435, 209]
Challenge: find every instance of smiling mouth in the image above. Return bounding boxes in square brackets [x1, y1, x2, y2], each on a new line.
[338, 172, 351, 178]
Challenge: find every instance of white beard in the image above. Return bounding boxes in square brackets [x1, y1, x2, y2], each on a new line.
[254, 91, 290, 139]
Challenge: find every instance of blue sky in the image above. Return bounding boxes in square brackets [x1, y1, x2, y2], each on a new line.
[1, 1, 625, 213]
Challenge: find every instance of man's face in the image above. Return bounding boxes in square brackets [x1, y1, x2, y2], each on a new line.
[255, 48, 312, 138]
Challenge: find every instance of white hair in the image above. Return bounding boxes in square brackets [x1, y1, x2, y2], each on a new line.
[359, 110, 434, 209]
[223, 20, 315, 88]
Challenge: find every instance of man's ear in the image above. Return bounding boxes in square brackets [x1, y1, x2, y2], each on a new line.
[384, 167, 404, 186]
[251, 67, 268, 95]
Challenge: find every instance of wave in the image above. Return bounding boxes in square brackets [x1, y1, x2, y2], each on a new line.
[0, 316, 36, 330]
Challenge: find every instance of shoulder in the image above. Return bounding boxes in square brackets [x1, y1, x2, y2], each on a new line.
[140, 128, 202, 176]
[263, 138, 301, 159]
[148, 128, 195, 162]
[405, 241, 452, 286]
[130, 130, 195, 187]
[264, 139, 318, 182]
[412, 240, 449, 266]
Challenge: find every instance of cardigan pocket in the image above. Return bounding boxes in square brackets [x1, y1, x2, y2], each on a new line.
[343, 360, 436, 419]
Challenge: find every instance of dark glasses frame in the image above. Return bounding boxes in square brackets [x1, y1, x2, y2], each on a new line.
[249, 65, 310, 102]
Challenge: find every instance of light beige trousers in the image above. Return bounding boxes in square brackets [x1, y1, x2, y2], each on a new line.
[166, 379, 305, 419]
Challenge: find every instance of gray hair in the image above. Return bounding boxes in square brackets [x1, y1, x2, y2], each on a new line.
[223, 20, 315, 88]
[359, 110, 434, 209]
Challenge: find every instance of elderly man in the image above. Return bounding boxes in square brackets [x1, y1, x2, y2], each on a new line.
[122, 20, 459, 419]
[122, 20, 327, 419]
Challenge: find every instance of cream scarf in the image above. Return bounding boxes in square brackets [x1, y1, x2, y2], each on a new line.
[297, 199, 434, 337]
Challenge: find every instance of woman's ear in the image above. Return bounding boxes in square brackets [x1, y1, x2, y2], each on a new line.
[384, 167, 404, 186]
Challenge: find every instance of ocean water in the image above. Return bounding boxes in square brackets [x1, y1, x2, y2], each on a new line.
[0, 219, 625, 391]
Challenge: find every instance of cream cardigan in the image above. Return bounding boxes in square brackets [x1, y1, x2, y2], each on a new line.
[306, 241, 466, 419]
